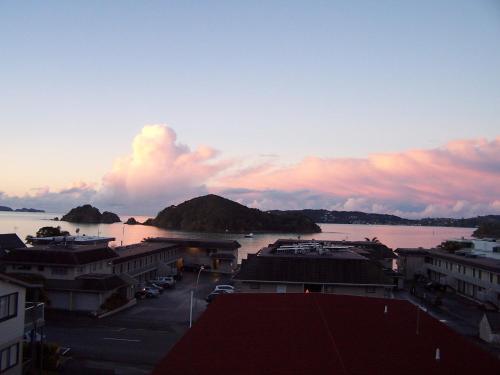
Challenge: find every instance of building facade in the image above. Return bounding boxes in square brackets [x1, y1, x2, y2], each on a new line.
[396, 247, 500, 306]
[0, 273, 44, 375]
[113, 242, 182, 283]
[234, 240, 394, 298]
[145, 238, 240, 274]
[0, 242, 133, 313]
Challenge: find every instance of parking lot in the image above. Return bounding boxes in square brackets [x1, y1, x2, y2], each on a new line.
[45, 271, 232, 374]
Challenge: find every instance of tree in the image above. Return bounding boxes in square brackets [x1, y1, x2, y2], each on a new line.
[364, 237, 380, 243]
[26, 226, 70, 244]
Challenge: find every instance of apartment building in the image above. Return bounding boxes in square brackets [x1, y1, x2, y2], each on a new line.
[396, 247, 500, 306]
[145, 237, 240, 274]
[0, 273, 44, 375]
[234, 240, 394, 297]
[0, 242, 133, 313]
[113, 242, 182, 283]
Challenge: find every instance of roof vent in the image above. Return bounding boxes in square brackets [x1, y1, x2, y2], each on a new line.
[435, 348, 440, 361]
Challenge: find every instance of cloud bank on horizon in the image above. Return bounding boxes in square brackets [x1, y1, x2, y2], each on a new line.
[1, 125, 499, 219]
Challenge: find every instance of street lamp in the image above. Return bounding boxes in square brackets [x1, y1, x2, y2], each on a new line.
[189, 266, 205, 328]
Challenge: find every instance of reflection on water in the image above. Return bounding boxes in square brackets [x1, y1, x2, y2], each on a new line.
[0, 212, 474, 263]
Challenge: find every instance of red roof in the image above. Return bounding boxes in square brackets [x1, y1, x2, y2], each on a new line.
[153, 294, 500, 375]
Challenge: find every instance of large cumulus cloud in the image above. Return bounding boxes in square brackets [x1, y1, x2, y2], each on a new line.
[93, 125, 228, 214]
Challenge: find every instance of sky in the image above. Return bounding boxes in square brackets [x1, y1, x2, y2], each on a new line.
[0, 1, 499, 217]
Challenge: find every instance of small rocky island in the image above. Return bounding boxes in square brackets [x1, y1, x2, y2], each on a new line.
[124, 217, 140, 225]
[61, 204, 121, 224]
[149, 194, 321, 233]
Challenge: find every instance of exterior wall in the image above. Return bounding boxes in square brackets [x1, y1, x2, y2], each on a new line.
[114, 247, 181, 282]
[0, 281, 25, 375]
[397, 255, 426, 281]
[424, 256, 500, 304]
[235, 281, 389, 297]
[5, 261, 113, 280]
[182, 247, 237, 273]
[323, 285, 388, 298]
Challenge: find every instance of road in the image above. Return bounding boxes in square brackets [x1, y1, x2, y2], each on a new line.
[45, 271, 232, 374]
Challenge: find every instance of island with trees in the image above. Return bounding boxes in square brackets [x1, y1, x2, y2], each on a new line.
[61, 204, 121, 224]
[148, 194, 321, 233]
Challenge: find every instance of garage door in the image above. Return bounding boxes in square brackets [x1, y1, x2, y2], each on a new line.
[73, 292, 100, 312]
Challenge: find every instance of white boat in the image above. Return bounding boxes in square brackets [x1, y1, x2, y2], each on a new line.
[244, 233, 254, 238]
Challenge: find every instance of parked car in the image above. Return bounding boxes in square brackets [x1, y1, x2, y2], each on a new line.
[206, 290, 229, 303]
[146, 282, 165, 293]
[213, 285, 235, 293]
[153, 276, 176, 288]
[136, 287, 160, 298]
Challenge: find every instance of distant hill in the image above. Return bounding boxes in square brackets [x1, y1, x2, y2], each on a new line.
[0, 206, 45, 212]
[61, 204, 121, 224]
[273, 209, 500, 228]
[270, 209, 414, 225]
[150, 195, 321, 233]
[14, 208, 45, 213]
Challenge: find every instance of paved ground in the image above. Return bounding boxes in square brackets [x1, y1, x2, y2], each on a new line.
[395, 283, 500, 358]
[45, 271, 232, 374]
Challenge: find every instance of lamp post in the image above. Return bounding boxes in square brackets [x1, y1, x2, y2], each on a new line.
[189, 266, 205, 328]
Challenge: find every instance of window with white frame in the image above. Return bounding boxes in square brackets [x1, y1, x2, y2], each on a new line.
[0, 343, 19, 373]
[0, 293, 18, 322]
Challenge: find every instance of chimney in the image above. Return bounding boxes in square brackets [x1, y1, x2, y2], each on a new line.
[435, 348, 440, 361]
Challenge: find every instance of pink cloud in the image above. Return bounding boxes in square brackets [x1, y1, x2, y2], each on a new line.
[216, 137, 500, 217]
[1, 125, 498, 218]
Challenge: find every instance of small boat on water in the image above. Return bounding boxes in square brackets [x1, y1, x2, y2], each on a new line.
[244, 233, 254, 238]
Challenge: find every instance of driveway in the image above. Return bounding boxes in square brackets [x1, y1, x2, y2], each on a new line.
[45, 271, 232, 374]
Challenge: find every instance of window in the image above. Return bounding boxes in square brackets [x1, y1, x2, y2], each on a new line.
[250, 283, 261, 289]
[51, 267, 68, 275]
[473, 268, 476, 278]
[365, 287, 376, 293]
[478, 270, 482, 279]
[458, 265, 462, 273]
[14, 265, 31, 270]
[0, 293, 18, 322]
[490, 273, 494, 283]
[0, 343, 19, 372]
[76, 267, 85, 273]
[37, 266, 45, 271]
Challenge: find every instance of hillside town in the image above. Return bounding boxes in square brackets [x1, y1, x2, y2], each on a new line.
[1, 231, 500, 373]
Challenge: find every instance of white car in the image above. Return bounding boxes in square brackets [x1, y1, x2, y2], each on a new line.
[214, 285, 235, 293]
[155, 276, 176, 287]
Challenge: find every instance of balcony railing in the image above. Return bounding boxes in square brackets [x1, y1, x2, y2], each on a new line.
[24, 302, 45, 331]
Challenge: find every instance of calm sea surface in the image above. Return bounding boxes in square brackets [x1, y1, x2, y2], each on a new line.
[0, 212, 474, 263]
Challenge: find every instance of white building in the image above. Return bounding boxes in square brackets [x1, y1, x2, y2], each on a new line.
[479, 313, 500, 344]
[0, 273, 44, 375]
[1, 243, 133, 313]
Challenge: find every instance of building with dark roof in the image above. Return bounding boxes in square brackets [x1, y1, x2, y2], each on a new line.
[113, 242, 182, 283]
[0, 242, 134, 313]
[0, 233, 26, 251]
[153, 293, 500, 374]
[234, 240, 394, 297]
[145, 237, 240, 274]
[396, 247, 500, 307]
